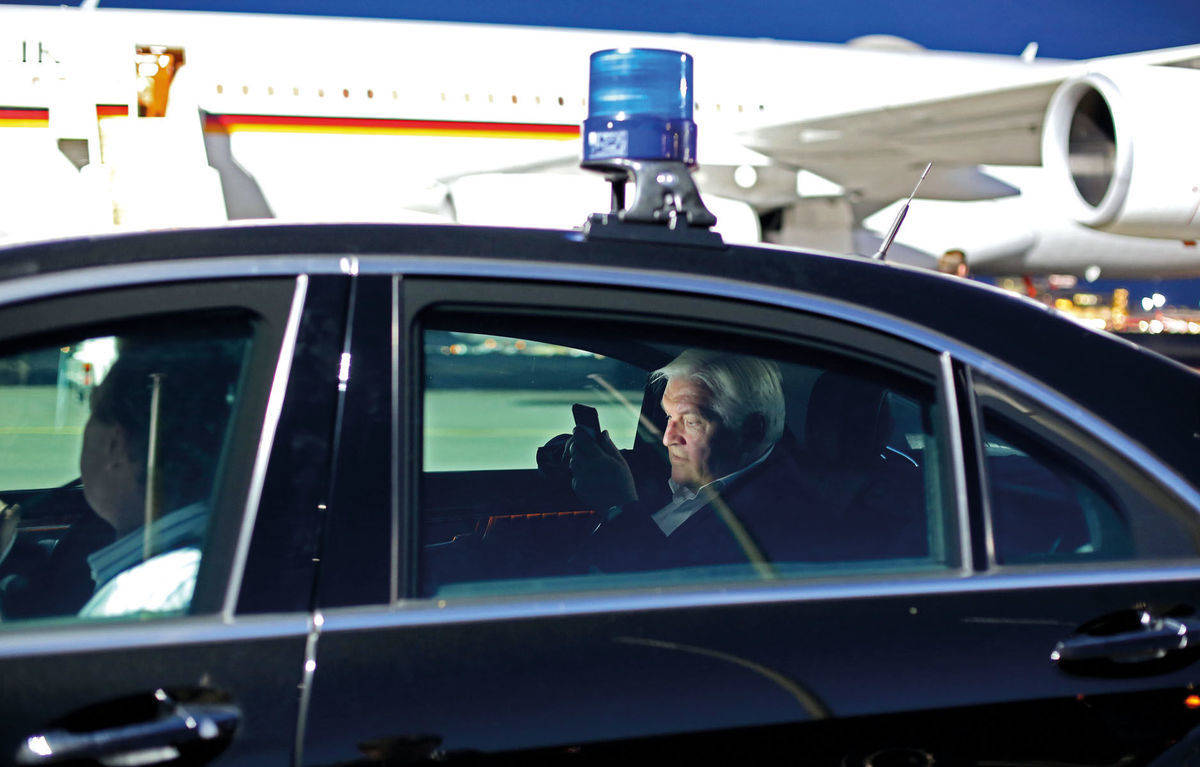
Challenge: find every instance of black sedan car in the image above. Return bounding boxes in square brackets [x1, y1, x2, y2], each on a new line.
[0, 220, 1197, 767]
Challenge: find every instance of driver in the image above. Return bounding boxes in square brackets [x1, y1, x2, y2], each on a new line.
[564, 348, 791, 571]
[77, 342, 238, 616]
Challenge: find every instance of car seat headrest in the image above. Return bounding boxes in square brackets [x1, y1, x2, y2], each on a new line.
[804, 371, 892, 467]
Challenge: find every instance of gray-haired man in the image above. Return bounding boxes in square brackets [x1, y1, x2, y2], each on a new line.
[566, 349, 792, 571]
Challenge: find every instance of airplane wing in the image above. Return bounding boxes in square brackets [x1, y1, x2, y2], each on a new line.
[1086, 42, 1200, 68]
[739, 43, 1200, 205]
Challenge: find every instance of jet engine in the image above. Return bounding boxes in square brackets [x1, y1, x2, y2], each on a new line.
[1041, 67, 1200, 239]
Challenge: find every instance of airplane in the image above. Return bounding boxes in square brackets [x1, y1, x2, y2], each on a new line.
[1, 4, 1199, 276]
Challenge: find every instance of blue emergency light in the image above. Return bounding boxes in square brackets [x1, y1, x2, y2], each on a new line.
[583, 49, 697, 167]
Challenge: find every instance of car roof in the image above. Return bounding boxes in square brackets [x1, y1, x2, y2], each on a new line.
[2, 222, 1197, 485]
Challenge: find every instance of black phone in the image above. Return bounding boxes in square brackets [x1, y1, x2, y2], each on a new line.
[572, 403, 602, 439]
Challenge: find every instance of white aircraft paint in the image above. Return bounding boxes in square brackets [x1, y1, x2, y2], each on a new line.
[1, 5, 1198, 275]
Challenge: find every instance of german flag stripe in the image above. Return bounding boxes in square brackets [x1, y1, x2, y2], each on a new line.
[0, 106, 49, 127]
[204, 113, 580, 139]
[0, 105, 130, 125]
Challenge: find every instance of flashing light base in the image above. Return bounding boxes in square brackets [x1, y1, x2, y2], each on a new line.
[584, 158, 717, 231]
[583, 212, 724, 248]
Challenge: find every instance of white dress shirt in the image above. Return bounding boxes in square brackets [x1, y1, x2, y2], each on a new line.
[650, 446, 774, 536]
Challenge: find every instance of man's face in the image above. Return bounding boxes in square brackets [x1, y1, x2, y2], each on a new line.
[660, 377, 741, 490]
[80, 414, 141, 535]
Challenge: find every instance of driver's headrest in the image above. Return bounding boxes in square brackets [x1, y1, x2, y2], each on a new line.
[803, 371, 892, 467]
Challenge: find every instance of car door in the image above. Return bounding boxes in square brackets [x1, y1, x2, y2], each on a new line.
[301, 265, 1200, 766]
[0, 268, 350, 767]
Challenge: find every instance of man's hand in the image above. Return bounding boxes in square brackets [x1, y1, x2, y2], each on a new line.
[567, 427, 638, 511]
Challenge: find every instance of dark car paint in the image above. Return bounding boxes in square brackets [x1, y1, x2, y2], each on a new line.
[0, 225, 1198, 766]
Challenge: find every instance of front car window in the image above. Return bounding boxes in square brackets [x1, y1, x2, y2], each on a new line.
[418, 312, 958, 598]
[0, 315, 254, 624]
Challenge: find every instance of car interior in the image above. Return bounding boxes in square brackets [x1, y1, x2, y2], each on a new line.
[417, 317, 950, 598]
[0, 316, 254, 621]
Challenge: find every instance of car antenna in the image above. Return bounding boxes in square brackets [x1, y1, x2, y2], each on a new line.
[873, 161, 932, 261]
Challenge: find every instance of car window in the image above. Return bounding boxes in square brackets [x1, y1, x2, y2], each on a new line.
[0, 339, 115, 491]
[418, 313, 957, 598]
[976, 375, 1200, 565]
[423, 330, 646, 471]
[0, 314, 254, 624]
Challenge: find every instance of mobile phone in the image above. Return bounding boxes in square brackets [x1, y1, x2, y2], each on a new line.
[572, 403, 602, 439]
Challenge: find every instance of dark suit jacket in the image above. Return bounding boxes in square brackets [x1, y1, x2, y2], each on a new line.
[584, 443, 927, 574]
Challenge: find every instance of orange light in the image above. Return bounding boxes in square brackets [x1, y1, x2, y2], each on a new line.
[1185, 695, 1200, 709]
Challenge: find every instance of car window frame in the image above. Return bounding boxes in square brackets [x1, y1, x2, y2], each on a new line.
[397, 275, 967, 602]
[965, 365, 1200, 572]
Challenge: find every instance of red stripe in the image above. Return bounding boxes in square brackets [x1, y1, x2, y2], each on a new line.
[204, 113, 579, 135]
[0, 107, 49, 120]
[96, 104, 129, 117]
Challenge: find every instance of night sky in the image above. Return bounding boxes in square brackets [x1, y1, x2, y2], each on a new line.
[8, 0, 1200, 59]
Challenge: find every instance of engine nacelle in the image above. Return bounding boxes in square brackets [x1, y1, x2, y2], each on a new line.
[1042, 67, 1200, 239]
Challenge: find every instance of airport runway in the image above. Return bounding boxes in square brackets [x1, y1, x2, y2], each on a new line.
[425, 388, 643, 472]
[0, 386, 88, 490]
[0, 386, 644, 489]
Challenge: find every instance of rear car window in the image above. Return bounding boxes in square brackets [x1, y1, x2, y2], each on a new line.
[423, 330, 645, 471]
[418, 315, 959, 598]
[976, 374, 1200, 566]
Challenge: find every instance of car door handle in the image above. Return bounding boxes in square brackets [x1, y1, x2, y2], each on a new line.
[1052, 612, 1199, 664]
[15, 699, 239, 765]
